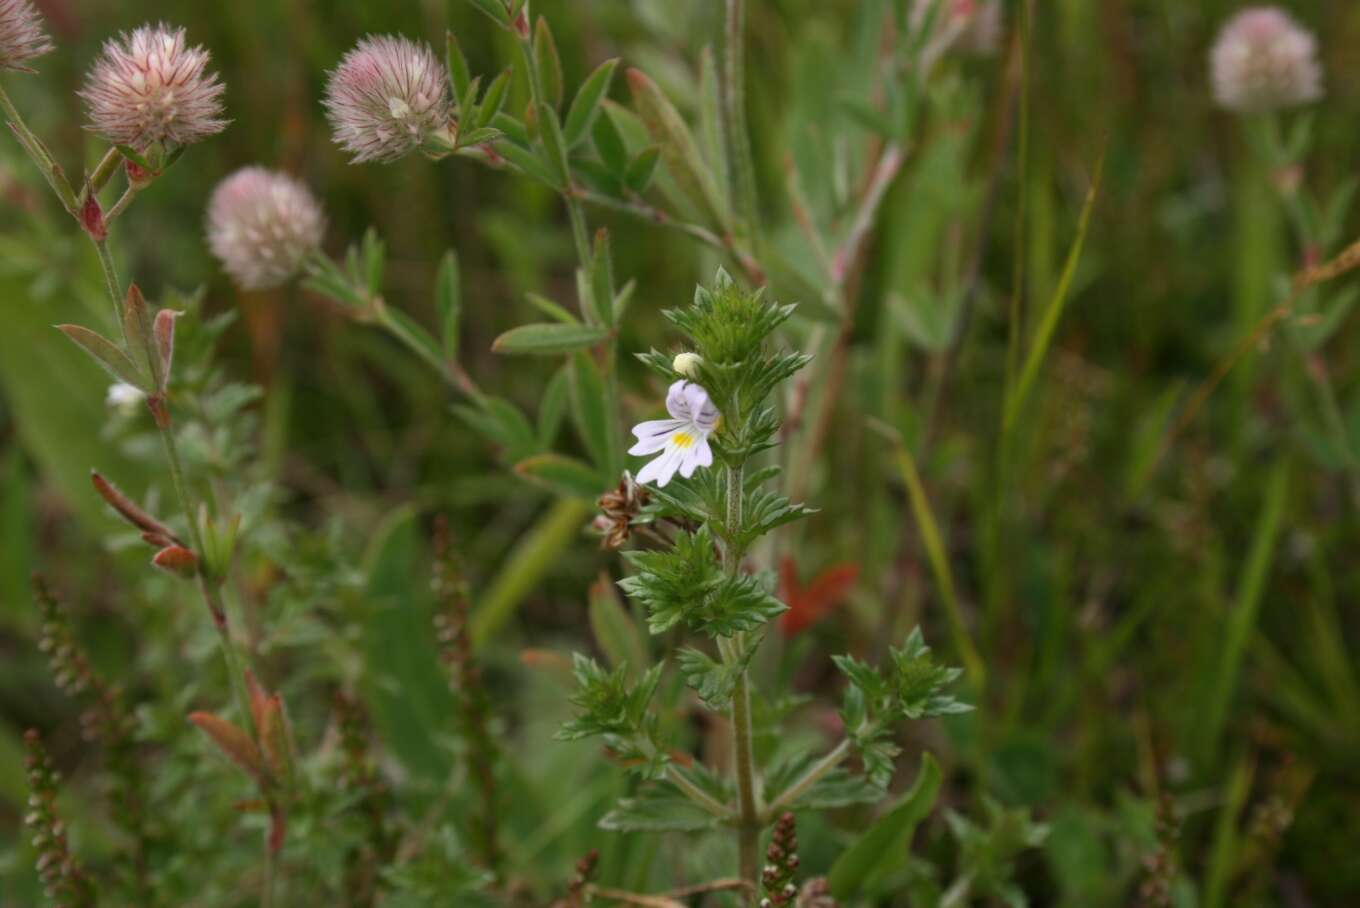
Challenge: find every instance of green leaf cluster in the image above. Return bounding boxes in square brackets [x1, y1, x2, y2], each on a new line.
[618, 526, 785, 638]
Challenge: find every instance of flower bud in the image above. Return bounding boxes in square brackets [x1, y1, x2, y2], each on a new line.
[0, 0, 52, 72]
[206, 167, 325, 291]
[151, 545, 198, 580]
[672, 351, 703, 379]
[1210, 7, 1322, 114]
[80, 24, 227, 152]
[105, 382, 146, 413]
[324, 35, 451, 164]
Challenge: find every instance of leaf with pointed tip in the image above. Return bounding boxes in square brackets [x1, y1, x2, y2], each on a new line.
[446, 32, 472, 112]
[493, 322, 610, 355]
[533, 17, 563, 109]
[57, 324, 148, 390]
[476, 69, 513, 131]
[188, 712, 263, 781]
[564, 59, 620, 149]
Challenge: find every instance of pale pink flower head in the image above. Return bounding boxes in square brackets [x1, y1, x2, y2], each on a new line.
[911, 0, 1004, 57]
[0, 0, 52, 72]
[324, 35, 451, 164]
[1210, 7, 1322, 113]
[207, 167, 325, 292]
[80, 24, 227, 151]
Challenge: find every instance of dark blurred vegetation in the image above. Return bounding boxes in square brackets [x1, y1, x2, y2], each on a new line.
[2, 0, 1360, 905]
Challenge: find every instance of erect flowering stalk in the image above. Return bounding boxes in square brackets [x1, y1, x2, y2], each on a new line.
[32, 575, 151, 900]
[760, 811, 801, 907]
[559, 275, 970, 901]
[24, 730, 98, 908]
[2, 22, 268, 849]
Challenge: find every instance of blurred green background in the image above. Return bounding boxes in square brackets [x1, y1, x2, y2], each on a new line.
[2, 0, 1360, 905]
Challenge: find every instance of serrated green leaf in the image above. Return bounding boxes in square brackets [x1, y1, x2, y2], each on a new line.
[565, 59, 620, 149]
[492, 322, 610, 355]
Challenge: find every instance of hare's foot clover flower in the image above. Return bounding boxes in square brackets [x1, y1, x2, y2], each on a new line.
[1210, 7, 1322, 114]
[0, 0, 51, 72]
[79, 24, 227, 152]
[629, 380, 720, 487]
[324, 35, 451, 164]
[207, 167, 326, 291]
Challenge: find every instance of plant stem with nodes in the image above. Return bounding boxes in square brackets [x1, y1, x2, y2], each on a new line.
[513, 22, 623, 478]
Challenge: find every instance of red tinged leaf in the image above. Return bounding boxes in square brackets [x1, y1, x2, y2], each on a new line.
[778, 558, 861, 637]
[153, 308, 180, 390]
[92, 471, 181, 544]
[188, 712, 263, 781]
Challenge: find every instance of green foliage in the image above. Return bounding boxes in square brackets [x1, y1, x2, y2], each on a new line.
[619, 526, 786, 637]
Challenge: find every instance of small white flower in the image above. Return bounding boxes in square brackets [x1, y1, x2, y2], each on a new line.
[628, 380, 720, 487]
[672, 352, 703, 379]
[106, 381, 146, 413]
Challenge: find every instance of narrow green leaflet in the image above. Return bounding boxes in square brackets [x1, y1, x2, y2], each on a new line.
[564, 59, 620, 148]
[56, 325, 148, 390]
[492, 323, 609, 355]
[434, 250, 461, 360]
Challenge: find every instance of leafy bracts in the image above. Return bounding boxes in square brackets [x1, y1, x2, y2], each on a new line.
[619, 525, 785, 637]
[834, 627, 971, 790]
[556, 655, 667, 779]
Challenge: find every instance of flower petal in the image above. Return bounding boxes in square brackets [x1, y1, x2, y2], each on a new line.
[665, 380, 691, 420]
[637, 443, 684, 487]
[629, 418, 686, 455]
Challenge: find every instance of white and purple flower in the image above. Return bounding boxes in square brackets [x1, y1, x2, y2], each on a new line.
[629, 380, 721, 488]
